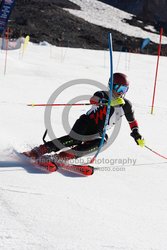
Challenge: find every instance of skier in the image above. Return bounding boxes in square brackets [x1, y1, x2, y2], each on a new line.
[24, 73, 145, 162]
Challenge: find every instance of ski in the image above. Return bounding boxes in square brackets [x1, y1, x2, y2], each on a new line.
[21, 151, 94, 176]
[55, 160, 94, 176]
[32, 157, 58, 172]
[35, 156, 94, 176]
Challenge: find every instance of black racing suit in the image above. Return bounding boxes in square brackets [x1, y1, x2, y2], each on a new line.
[45, 91, 138, 157]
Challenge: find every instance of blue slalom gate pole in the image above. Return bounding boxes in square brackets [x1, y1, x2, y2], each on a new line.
[90, 33, 113, 164]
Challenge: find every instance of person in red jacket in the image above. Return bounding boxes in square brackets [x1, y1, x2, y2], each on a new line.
[24, 73, 145, 160]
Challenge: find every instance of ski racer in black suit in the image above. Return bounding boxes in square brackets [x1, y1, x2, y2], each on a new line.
[24, 73, 145, 160]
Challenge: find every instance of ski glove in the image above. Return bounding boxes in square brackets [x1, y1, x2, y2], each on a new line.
[130, 129, 145, 147]
[90, 96, 107, 105]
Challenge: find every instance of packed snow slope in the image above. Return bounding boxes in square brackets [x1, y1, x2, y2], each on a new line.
[0, 43, 167, 250]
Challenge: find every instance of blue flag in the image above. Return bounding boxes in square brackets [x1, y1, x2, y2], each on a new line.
[141, 38, 150, 50]
[0, 0, 16, 34]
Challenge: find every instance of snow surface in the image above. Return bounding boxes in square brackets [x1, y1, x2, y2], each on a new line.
[0, 42, 167, 250]
[67, 0, 167, 44]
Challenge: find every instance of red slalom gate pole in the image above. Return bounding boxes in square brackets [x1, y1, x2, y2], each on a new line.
[151, 28, 163, 114]
[4, 28, 9, 75]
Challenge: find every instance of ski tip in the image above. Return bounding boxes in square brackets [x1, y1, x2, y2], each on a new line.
[89, 165, 94, 175]
[82, 165, 94, 176]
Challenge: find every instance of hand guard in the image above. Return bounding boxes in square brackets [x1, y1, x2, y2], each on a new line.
[110, 97, 125, 107]
[130, 129, 145, 147]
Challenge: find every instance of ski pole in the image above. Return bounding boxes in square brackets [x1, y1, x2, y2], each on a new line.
[145, 145, 167, 160]
[27, 103, 108, 107]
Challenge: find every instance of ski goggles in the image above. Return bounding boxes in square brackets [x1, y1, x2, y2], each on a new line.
[113, 84, 128, 94]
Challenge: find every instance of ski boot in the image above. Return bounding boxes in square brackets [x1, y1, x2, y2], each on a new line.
[23, 144, 49, 159]
[57, 151, 76, 161]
